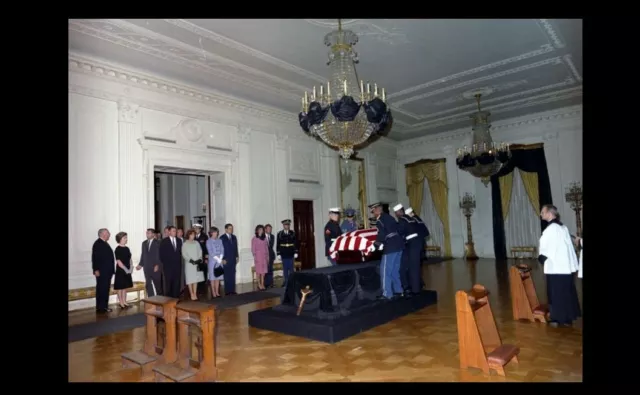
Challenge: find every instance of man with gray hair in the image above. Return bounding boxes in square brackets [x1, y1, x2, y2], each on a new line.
[92, 228, 115, 313]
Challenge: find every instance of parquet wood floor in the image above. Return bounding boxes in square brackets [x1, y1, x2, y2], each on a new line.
[68, 259, 583, 382]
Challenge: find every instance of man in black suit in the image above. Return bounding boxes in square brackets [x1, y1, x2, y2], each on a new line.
[263, 224, 276, 288]
[92, 228, 115, 313]
[159, 226, 183, 298]
[136, 228, 163, 297]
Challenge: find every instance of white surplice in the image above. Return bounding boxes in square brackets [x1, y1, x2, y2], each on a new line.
[539, 222, 579, 275]
[578, 238, 583, 279]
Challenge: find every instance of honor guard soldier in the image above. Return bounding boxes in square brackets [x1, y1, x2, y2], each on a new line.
[341, 208, 358, 233]
[394, 204, 422, 295]
[325, 208, 343, 266]
[367, 202, 404, 300]
[406, 207, 429, 289]
[276, 219, 298, 287]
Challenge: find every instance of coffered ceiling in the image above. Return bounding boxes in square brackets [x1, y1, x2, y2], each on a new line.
[68, 19, 582, 141]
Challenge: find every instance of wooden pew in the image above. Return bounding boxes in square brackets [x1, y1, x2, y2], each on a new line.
[121, 296, 179, 376]
[509, 264, 548, 323]
[153, 301, 216, 382]
[455, 284, 520, 376]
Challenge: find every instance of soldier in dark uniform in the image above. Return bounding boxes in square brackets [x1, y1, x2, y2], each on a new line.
[324, 208, 343, 266]
[367, 202, 404, 299]
[394, 204, 422, 295]
[407, 207, 429, 289]
[276, 219, 298, 287]
[263, 224, 276, 288]
[193, 223, 209, 296]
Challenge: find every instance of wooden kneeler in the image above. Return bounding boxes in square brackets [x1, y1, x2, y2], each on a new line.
[456, 284, 520, 376]
[121, 296, 179, 376]
[153, 302, 216, 382]
[509, 264, 548, 323]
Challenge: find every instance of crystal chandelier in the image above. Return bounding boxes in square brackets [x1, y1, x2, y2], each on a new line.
[298, 19, 392, 159]
[456, 93, 511, 186]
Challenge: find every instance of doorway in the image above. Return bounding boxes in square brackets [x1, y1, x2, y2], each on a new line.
[293, 200, 316, 270]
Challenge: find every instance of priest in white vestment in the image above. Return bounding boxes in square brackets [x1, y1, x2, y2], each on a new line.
[538, 204, 581, 327]
[577, 237, 583, 279]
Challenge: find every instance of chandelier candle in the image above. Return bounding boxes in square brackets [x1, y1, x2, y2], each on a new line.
[298, 19, 393, 160]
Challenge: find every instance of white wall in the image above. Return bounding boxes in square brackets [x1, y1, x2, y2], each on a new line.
[68, 53, 398, 310]
[398, 105, 583, 258]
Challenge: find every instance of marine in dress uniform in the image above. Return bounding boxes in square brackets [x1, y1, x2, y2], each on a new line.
[340, 208, 358, 233]
[276, 219, 298, 287]
[367, 202, 404, 299]
[538, 204, 581, 327]
[324, 208, 343, 266]
[264, 224, 276, 288]
[406, 207, 429, 289]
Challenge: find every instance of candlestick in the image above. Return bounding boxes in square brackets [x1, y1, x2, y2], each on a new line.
[320, 85, 323, 98]
[382, 88, 386, 102]
[301, 97, 305, 112]
[366, 82, 370, 95]
[374, 83, 378, 97]
[327, 82, 330, 99]
[304, 91, 308, 105]
[343, 80, 348, 96]
[360, 80, 364, 95]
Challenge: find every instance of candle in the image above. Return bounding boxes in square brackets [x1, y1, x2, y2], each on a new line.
[374, 83, 378, 97]
[360, 80, 364, 94]
[301, 97, 305, 112]
[343, 80, 348, 96]
[320, 85, 324, 98]
[327, 82, 331, 98]
[382, 88, 386, 102]
[366, 82, 370, 94]
[312, 86, 316, 100]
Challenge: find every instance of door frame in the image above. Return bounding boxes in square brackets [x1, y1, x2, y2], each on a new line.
[292, 199, 316, 270]
[289, 183, 324, 267]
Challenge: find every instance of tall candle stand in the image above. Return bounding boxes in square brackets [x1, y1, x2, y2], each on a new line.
[564, 182, 583, 237]
[460, 193, 479, 261]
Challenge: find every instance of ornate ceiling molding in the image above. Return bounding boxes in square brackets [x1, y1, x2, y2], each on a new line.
[399, 104, 582, 148]
[69, 53, 298, 125]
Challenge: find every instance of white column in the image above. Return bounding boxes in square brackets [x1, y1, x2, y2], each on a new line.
[365, 152, 378, 205]
[320, 145, 340, 209]
[443, 145, 466, 258]
[236, 126, 253, 283]
[274, 133, 289, 223]
[117, 100, 145, 281]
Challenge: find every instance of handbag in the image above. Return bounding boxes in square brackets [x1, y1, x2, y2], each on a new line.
[190, 258, 204, 272]
[214, 265, 224, 277]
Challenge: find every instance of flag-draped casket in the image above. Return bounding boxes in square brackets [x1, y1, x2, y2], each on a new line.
[329, 228, 382, 264]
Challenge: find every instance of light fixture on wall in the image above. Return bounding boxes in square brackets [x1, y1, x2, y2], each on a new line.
[298, 19, 392, 160]
[456, 89, 511, 186]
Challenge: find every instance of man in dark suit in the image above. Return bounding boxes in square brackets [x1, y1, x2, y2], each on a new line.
[263, 224, 276, 288]
[221, 223, 239, 295]
[92, 228, 115, 313]
[136, 228, 163, 297]
[159, 226, 183, 298]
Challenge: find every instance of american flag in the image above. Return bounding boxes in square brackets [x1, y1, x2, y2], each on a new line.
[329, 228, 378, 259]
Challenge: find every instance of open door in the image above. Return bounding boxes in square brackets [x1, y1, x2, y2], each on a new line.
[293, 200, 316, 269]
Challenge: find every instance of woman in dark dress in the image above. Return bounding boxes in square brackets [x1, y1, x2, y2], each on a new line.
[114, 231, 134, 309]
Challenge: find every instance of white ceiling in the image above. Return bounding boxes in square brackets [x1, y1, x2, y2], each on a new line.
[68, 19, 582, 141]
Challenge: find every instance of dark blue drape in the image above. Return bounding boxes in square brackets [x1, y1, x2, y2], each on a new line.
[490, 146, 553, 261]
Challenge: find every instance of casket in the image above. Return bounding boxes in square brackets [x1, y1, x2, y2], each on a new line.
[329, 228, 382, 264]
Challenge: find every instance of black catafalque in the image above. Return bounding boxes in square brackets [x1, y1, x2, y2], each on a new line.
[297, 19, 392, 160]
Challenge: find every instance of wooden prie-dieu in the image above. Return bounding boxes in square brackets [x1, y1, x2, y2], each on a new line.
[455, 284, 520, 376]
[509, 264, 548, 323]
[121, 296, 179, 376]
[153, 301, 216, 382]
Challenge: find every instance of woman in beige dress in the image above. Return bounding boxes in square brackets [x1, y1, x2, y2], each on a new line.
[182, 229, 204, 300]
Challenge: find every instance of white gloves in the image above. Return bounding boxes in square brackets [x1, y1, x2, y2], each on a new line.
[277, 255, 281, 261]
[214, 256, 222, 264]
[294, 253, 298, 259]
[366, 244, 376, 254]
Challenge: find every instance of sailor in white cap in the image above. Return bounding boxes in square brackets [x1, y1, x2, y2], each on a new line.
[324, 208, 343, 266]
[393, 203, 421, 295]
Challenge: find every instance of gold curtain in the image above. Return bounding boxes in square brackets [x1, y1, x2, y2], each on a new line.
[518, 169, 540, 215]
[405, 159, 451, 257]
[498, 172, 514, 220]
